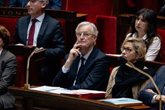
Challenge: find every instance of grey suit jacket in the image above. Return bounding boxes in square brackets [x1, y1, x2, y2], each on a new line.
[53, 48, 110, 91]
[0, 49, 16, 109]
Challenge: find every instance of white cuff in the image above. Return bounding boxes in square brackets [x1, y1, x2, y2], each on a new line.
[62, 66, 70, 73]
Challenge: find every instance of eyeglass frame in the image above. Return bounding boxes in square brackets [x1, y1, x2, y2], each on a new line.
[76, 32, 95, 38]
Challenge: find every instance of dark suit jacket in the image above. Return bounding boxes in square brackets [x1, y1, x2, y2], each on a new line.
[0, 49, 16, 109]
[14, 14, 65, 85]
[139, 65, 165, 110]
[53, 48, 110, 91]
[14, 14, 65, 59]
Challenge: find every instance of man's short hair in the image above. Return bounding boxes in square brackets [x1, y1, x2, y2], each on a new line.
[40, 0, 49, 5]
[75, 21, 99, 37]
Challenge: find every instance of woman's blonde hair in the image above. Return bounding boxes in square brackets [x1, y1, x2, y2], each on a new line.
[121, 37, 147, 60]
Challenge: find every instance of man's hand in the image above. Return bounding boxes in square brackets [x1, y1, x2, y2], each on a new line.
[63, 41, 82, 69]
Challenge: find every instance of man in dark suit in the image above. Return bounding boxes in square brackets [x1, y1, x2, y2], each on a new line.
[14, 0, 65, 85]
[139, 65, 165, 110]
[9, 0, 62, 10]
[0, 25, 16, 110]
[52, 21, 110, 91]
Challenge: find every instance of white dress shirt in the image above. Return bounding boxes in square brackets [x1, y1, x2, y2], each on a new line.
[126, 33, 161, 61]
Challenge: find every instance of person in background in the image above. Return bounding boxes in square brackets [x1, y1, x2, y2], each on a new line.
[139, 65, 165, 110]
[0, 25, 16, 110]
[160, 0, 165, 16]
[0, 0, 9, 6]
[126, 8, 161, 61]
[106, 37, 156, 98]
[14, 0, 65, 85]
[52, 21, 110, 91]
[0, 0, 3, 6]
[9, 0, 62, 10]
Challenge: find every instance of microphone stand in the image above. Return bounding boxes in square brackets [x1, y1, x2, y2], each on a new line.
[24, 47, 45, 90]
[126, 62, 162, 110]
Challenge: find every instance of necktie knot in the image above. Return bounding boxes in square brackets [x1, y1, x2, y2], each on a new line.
[80, 57, 85, 65]
[32, 19, 38, 23]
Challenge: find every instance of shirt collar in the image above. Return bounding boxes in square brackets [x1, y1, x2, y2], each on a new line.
[133, 33, 147, 40]
[0, 49, 3, 55]
[81, 47, 94, 60]
[31, 13, 45, 22]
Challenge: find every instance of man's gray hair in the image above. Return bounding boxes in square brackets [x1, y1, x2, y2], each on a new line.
[75, 21, 99, 37]
[40, 0, 49, 5]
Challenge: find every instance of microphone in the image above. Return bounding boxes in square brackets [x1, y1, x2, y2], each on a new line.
[24, 47, 45, 90]
[126, 62, 162, 110]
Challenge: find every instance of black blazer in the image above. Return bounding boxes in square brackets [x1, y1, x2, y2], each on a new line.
[139, 65, 165, 110]
[14, 14, 65, 60]
[53, 48, 110, 91]
[0, 50, 16, 109]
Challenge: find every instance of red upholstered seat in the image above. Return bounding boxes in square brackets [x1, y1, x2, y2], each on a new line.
[96, 15, 117, 54]
[15, 56, 26, 87]
[64, 0, 114, 23]
[157, 28, 165, 63]
[0, 17, 18, 42]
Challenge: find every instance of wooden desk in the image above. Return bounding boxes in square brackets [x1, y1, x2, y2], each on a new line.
[9, 87, 150, 110]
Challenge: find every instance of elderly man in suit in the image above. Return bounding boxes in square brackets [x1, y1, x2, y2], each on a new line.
[14, 0, 65, 85]
[139, 65, 165, 110]
[52, 21, 110, 91]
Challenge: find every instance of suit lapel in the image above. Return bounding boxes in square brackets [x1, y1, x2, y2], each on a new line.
[37, 16, 48, 45]
[76, 48, 98, 81]
[22, 17, 30, 44]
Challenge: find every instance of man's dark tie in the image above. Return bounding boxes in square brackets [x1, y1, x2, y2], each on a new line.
[74, 57, 85, 85]
[28, 19, 38, 45]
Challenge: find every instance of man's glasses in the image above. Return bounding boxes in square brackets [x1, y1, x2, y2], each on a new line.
[28, 0, 44, 3]
[76, 32, 94, 38]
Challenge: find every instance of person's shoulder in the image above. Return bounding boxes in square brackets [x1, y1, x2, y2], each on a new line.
[92, 48, 108, 60]
[157, 65, 165, 74]
[143, 65, 156, 77]
[152, 36, 161, 43]
[18, 16, 30, 22]
[2, 50, 16, 60]
[44, 15, 59, 23]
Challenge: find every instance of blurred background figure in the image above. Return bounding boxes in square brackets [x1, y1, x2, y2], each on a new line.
[126, 8, 161, 61]
[9, 0, 62, 10]
[0, 25, 16, 110]
[13, 0, 65, 85]
[159, 0, 165, 16]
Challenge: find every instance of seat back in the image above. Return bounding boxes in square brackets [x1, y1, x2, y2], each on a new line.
[0, 17, 18, 43]
[65, 0, 114, 22]
[96, 15, 117, 54]
[157, 28, 165, 63]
